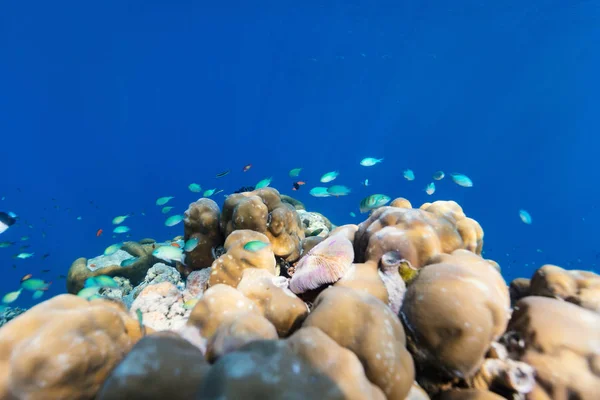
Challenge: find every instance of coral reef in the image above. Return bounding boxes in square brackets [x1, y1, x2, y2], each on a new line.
[3, 193, 597, 400]
[0, 306, 26, 329]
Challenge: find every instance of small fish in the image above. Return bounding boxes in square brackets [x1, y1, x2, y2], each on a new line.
[188, 183, 202, 193]
[0, 211, 17, 235]
[320, 171, 339, 183]
[15, 252, 34, 259]
[112, 215, 129, 225]
[77, 286, 100, 300]
[120, 257, 138, 267]
[76, 216, 82, 220]
[21, 278, 50, 291]
[359, 194, 391, 213]
[360, 157, 383, 167]
[309, 187, 331, 198]
[113, 226, 130, 234]
[161, 206, 174, 214]
[41, 269, 50, 273]
[2, 289, 22, 304]
[425, 182, 436, 195]
[349, 212, 356, 217]
[0, 241, 15, 248]
[20, 236, 29, 241]
[91, 275, 119, 288]
[289, 168, 302, 177]
[19, 245, 30, 250]
[104, 243, 123, 256]
[136, 308, 146, 336]
[255, 177, 272, 189]
[403, 169, 415, 181]
[450, 173, 473, 187]
[327, 185, 351, 197]
[156, 196, 174, 206]
[171, 242, 181, 248]
[216, 170, 230, 178]
[96, 229, 103, 237]
[307, 228, 324, 237]
[32, 290, 44, 300]
[292, 181, 306, 191]
[21, 273, 32, 282]
[433, 171, 445, 180]
[183, 298, 199, 310]
[42, 253, 50, 259]
[152, 246, 184, 263]
[243, 240, 269, 252]
[398, 260, 419, 284]
[203, 188, 217, 197]
[165, 214, 184, 227]
[243, 164, 252, 172]
[184, 238, 199, 252]
[519, 210, 532, 224]
[361, 179, 370, 187]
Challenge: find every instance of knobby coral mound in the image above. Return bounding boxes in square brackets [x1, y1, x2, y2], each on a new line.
[0, 294, 146, 400]
[401, 250, 510, 379]
[208, 230, 277, 287]
[182, 198, 223, 274]
[220, 187, 305, 261]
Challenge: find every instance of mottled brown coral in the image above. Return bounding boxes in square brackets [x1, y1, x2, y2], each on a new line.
[509, 278, 530, 306]
[182, 198, 224, 274]
[237, 268, 308, 337]
[435, 389, 505, 400]
[208, 230, 276, 288]
[97, 332, 210, 400]
[329, 224, 358, 243]
[304, 286, 415, 399]
[506, 296, 600, 399]
[390, 197, 413, 208]
[67, 241, 159, 294]
[220, 187, 304, 261]
[529, 264, 600, 312]
[287, 327, 385, 400]
[0, 294, 145, 400]
[401, 250, 510, 379]
[335, 262, 388, 305]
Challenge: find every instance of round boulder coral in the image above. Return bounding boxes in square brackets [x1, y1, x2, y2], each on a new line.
[182, 198, 224, 274]
[0, 294, 145, 399]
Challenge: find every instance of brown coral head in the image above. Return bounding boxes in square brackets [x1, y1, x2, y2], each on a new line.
[289, 234, 354, 294]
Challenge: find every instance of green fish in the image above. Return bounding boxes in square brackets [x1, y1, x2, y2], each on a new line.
[349, 212, 356, 217]
[289, 168, 302, 177]
[120, 257, 138, 267]
[165, 214, 183, 227]
[320, 171, 339, 183]
[0, 241, 15, 248]
[183, 238, 199, 252]
[327, 185, 351, 197]
[2, 289, 22, 304]
[161, 206, 174, 214]
[113, 226, 130, 234]
[450, 173, 473, 187]
[104, 243, 123, 256]
[403, 169, 415, 181]
[203, 188, 217, 197]
[77, 286, 100, 300]
[243, 240, 269, 252]
[87, 275, 119, 288]
[20, 236, 29, 241]
[112, 215, 129, 225]
[433, 171, 445, 180]
[359, 194, 391, 213]
[152, 246, 184, 262]
[136, 308, 146, 336]
[183, 298, 199, 310]
[309, 187, 330, 198]
[32, 290, 44, 300]
[15, 252, 34, 259]
[21, 279, 50, 291]
[255, 177, 272, 189]
[360, 157, 383, 167]
[76, 216, 82, 220]
[188, 183, 201, 193]
[156, 196, 174, 206]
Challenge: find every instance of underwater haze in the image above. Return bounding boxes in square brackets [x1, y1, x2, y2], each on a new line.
[1, 0, 599, 308]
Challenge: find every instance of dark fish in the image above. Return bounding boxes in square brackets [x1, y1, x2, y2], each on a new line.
[59, 274, 67, 279]
[0, 211, 17, 234]
[216, 170, 230, 178]
[42, 253, 50, 259]
[307, 228, 324, 237]
[41, 269, 50, 273]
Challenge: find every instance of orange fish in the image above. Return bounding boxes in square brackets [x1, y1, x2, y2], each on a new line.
[243, 164, 252, 172]
[171, 243, 181, 248]
[90, 264, 96, 268]
[96, 229, 103, 237]
[21, 273, 32, 282]
[292, 181, 306, 191]
[296, 181, 306, 185]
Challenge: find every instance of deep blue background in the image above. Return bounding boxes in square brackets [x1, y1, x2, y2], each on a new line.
[1, 0, 598, 308]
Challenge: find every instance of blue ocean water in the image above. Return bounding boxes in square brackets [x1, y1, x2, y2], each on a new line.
[1, 0, 598, 309]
